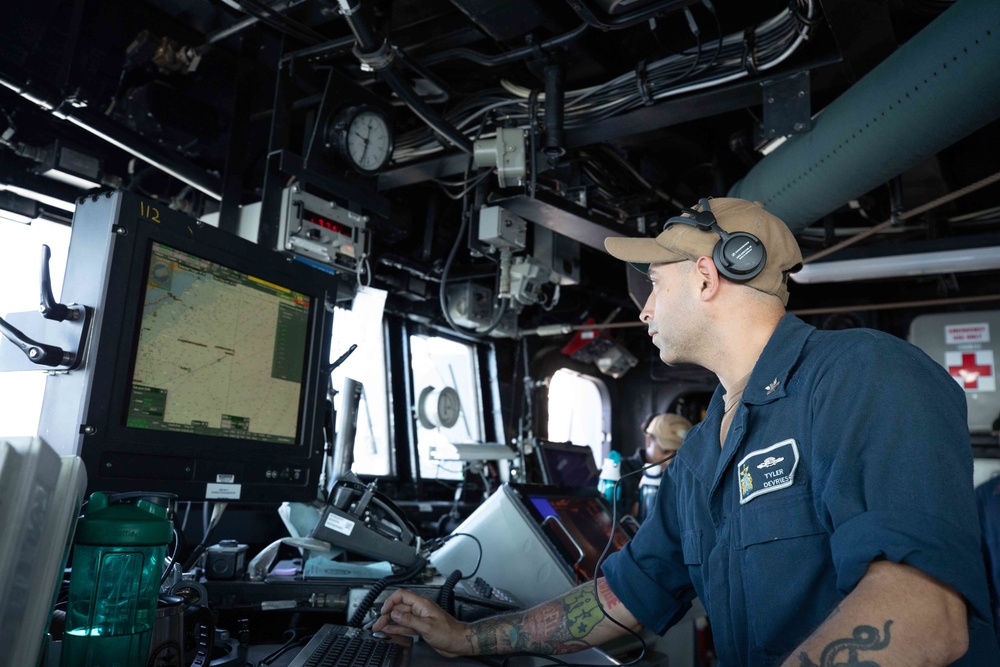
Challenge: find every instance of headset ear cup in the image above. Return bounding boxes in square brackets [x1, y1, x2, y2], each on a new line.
[712, 233, 766, 282]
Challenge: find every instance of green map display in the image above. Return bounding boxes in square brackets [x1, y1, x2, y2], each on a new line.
[127, 242, 310, 444]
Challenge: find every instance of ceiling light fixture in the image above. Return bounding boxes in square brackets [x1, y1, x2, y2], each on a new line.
[791, 246, 1000, 284]
[0, 208, 33, 224]
[39, 143, 102, 190]
[40, 167, 101, 190]
[61, 115, 222, 201]
[0, 184, 76, 212]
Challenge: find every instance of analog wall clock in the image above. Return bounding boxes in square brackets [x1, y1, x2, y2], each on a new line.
[328, 105, 394, 175]
[417, 386, 461, 429]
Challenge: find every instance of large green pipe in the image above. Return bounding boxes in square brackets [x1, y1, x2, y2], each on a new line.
[729, 0, 1000, 232]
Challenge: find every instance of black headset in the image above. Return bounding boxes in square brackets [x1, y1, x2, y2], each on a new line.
[664, 198, 767, 282]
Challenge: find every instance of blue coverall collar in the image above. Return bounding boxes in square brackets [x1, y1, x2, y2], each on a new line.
[741, 313, 815, 406]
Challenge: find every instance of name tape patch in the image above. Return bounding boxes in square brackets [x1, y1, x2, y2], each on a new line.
[737, 438, 799, 504]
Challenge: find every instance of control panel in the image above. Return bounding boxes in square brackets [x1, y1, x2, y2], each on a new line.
[456, 576, 521, 608]
[278, 187, 370, 273]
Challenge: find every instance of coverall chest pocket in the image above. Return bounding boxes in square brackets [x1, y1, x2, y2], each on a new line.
[737, 492, 833, 656]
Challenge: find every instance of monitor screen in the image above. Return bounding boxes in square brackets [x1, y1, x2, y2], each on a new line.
[509, 484, 634, 583]
[536, 440, 600, 487]
[41, 191, 337, 502]
[127, 241, 309, 445]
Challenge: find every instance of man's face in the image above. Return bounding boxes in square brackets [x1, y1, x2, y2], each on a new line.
[639, 261, 699, 365]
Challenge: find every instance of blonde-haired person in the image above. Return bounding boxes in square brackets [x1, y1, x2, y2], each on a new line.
[635, 413, 691, 522]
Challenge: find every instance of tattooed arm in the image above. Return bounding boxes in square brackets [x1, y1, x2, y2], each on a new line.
[372, 577, 641, 657]
[781, 561, 969, 667]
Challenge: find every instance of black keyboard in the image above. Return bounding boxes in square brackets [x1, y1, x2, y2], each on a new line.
[287, 624, 411, 667]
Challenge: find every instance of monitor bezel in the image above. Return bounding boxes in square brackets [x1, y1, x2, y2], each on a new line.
[534, 439, 601, 487]
[78, 194, 336, 502]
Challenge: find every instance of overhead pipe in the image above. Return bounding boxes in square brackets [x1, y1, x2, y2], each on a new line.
[336, 0, 472, 154]
[421, 23, 590, 68]
[543, 63, 566, 164]
[728, 0, 1000, 233]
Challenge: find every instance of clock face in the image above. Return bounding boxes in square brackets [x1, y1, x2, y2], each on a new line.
[416, 386, 461, 429]
[345, 109, 392, 174]
[435, 387, 461, 429]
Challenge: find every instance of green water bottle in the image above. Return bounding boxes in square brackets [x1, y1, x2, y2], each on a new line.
[62, 492, 172, 667]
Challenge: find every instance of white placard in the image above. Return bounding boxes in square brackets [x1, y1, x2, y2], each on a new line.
[206, 483, 242, 500]
[324, 512, 356, 536]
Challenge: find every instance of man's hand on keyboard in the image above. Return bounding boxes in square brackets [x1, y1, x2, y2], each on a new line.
[373, 589, 470, 658]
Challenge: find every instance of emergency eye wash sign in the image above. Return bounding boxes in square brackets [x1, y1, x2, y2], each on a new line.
[908, 312, 1000, 433]
[945, 323, 990, 345]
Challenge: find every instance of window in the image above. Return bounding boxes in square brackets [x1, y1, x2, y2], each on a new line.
[0, 219, 71, 436]
[329, 286, 390, 476]
[410, 333, 484, 480]
[547, 368, 609, 467]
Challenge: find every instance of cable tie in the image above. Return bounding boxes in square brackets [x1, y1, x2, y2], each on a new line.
[635, 59, 654, 106]
[683, 8, 699, 37]
[742, 26, 760, 76]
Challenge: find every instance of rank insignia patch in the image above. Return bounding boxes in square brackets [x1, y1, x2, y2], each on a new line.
[736, 438, 799, 504]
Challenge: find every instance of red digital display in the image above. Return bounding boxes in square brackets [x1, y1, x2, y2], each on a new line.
[304, 209, 351, 237]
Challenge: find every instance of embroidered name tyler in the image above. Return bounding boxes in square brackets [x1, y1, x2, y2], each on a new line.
[737, 438, 800, 504]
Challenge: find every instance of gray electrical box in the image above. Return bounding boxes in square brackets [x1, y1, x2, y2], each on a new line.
[908, 309, 1000, 433]
[236, 187, 370, 273]
[533, 226, 580, 285]
[477, 205, 527, 250]
[446, 282, 494, 329]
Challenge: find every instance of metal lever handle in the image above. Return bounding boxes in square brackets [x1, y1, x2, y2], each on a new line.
[619, 514, 640, 535]
[541, 515, 585, 568]
[0, 314, 75, 367]
[39, 244, 78, 321]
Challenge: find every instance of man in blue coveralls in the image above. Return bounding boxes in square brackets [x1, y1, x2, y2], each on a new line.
[374, 198, 999, 666]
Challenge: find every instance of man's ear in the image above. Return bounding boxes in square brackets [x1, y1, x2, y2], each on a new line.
[693, 256, 720, 301]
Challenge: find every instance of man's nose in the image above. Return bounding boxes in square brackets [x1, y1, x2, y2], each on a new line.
[640, 292, 654, 323]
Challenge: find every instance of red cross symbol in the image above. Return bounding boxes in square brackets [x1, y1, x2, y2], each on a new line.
[948, 352, 994, 389]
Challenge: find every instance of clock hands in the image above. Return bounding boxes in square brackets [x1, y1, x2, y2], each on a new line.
[341, 109, 390, 173]
[353, 120, 376, 166]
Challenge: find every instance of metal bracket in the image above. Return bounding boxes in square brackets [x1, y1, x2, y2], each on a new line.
[0, 306, 92, 372]
[760, 70, 811, 144]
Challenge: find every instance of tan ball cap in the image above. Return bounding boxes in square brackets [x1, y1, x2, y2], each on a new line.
[605, 198, 803, 305]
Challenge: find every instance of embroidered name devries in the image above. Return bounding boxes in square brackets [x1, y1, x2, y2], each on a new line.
[737, 438, 799, 504]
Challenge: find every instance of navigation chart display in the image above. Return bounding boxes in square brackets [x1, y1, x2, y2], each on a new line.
[127, 242, 310, 444]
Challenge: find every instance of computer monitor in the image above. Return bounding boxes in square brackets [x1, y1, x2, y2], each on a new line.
[38, 190, 336, 502]
[510, 483, 634, 583]
[428, 483, 635, 606]
[535, 439, 600, 487]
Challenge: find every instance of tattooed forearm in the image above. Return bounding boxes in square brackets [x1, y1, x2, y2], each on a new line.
[797, 620, 892, 667]
[468, 602, 572, 654]
[473, 625, 499, 655]
[467, 585, 609, 655]
[507, 603, 571, 653]
[597, 578, 622, 610]
[563, 586, 605, 639]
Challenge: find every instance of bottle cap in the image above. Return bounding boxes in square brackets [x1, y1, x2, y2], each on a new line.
[74, 491, 173, 546]
[599, 453, 621, 481]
